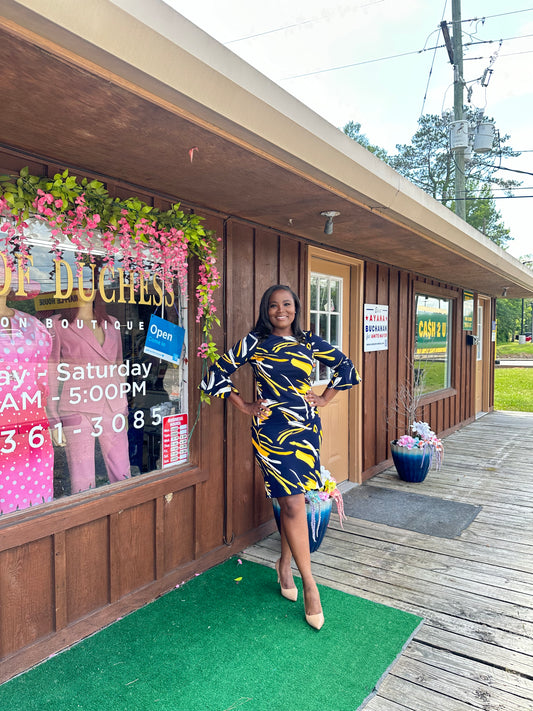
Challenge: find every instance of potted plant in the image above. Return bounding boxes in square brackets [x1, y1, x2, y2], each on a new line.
[388, 360, 444, 482]
[271, 467, 346, 552]
[390, 421, 443, 482]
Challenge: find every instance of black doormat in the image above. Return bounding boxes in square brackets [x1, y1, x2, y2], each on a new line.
[342, 485, 481, 539]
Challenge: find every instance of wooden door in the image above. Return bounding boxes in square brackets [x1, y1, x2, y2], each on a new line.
[309, 258, 352, 483]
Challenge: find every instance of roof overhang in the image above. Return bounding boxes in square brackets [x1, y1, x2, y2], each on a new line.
[1, 0, 533, 297]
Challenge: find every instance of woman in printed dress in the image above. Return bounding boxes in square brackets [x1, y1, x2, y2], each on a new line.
[201, 284, 360, 629]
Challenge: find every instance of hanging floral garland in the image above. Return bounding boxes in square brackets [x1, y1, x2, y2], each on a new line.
[0, 167, 220, 362]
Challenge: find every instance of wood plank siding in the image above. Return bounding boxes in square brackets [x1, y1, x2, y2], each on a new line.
[0, 145, 491, 680]
[362, 266, 492, 480]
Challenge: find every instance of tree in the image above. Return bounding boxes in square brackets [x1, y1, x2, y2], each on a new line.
[495, 298, 531, 343]
[343, 110, 521, 247]
[388, 112, 455, 201]
[465, 182, 511, 248]
[342, 121, 389, 162]
[389, 108, 520, 202]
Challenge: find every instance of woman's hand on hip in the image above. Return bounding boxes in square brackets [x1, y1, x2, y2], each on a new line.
[245, 398, 268, 418]
[305, 388, 338, 408]
[228, 391, 268, 418]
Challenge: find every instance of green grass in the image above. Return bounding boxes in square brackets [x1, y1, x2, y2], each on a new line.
[496, 342, 533, 358]
[414, 360, 447, 393]
[494, 368, 533, 411]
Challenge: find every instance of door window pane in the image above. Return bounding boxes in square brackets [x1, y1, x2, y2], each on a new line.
[330, 314, 339, 346]
[477, 305, 483, 361]
[310, 273, 343, 384]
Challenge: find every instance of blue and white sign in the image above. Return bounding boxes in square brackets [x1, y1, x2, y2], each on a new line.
[144, 314, 185, 364]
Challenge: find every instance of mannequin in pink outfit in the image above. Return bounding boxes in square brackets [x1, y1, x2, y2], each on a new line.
[0, 288, 54, 514]
[48, 291, 131, 493]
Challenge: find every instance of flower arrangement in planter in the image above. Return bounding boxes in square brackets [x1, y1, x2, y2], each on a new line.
[388, 361, 444, 482]
[272, 467, 346, 552]
[391, 421, 443, 482]
[0, 167, 221, 367]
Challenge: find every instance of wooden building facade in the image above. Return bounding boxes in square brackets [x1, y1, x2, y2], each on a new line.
[1, 0, 533, 682]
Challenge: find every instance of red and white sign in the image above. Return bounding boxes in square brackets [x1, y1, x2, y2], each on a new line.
[162, 413, 188, 468]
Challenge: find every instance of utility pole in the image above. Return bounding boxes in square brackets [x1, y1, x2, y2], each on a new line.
[452, 0, 466, 220]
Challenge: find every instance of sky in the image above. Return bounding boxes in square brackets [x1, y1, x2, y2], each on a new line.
[163, 0, 532, 259]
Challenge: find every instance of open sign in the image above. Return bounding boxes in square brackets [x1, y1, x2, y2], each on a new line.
[144, 314, 185, 364]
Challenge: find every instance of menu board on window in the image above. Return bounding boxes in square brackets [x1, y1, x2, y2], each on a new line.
[162, 413, 188, 468]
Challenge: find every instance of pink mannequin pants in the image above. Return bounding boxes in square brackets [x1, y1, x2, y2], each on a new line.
[62, 407, 131, 493]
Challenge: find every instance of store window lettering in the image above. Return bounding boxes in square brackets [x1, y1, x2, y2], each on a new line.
[418, 319, 447, 341]
[0, 230, 188, 516]
[415, 294, 452, 394]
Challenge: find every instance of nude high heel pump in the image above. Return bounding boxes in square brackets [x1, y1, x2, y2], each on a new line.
[304, 588, 324, 629]
[305, 611, 325, 630]
[275, 559, 298, 602]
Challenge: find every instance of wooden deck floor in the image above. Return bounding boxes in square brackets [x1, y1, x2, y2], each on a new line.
[244, 410, 533, 710]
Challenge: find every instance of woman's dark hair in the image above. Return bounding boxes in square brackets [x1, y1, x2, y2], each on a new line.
[253, 284, 305, 341]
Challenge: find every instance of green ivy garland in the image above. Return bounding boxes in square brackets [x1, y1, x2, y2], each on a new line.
[0, 167, 220, 366]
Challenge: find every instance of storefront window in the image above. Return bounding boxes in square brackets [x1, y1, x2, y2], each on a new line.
[0, 221, 188, 515]
[414, 294, 452, 394]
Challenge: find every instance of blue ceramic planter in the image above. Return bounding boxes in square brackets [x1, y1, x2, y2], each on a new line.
[272, 497, 333, 552]
[390, 442, 431, 482]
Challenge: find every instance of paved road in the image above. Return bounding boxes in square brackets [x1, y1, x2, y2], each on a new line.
[495, 359, 533, 367]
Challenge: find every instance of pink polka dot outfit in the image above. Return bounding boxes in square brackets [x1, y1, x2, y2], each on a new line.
[0, 310, 54, 515]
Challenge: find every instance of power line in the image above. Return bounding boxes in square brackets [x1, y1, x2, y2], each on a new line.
[499, 49, 533, 58]
[225, 18, 316, 44]
[487, 165, 533, 177]
[223, 0, 386, 44]
[420, 1, 449, 117]
[465, 185, 533, 192]
[281, 33, 533, 80]
[455, 195, 533, 200]
[459, 8, 533, 24]
[471, 186, 533, 191]
[282, 46, 442, 79]
[464, 32, 533, 49]
[224, 6, 533, 45]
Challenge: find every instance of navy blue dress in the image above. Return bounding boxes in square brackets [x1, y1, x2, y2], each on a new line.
[200, 331, 360, 498]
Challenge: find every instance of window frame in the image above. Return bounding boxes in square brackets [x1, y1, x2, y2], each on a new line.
[414, 285, 458, 404]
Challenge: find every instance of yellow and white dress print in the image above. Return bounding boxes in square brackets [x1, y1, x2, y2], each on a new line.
[200, 331, 360, 498]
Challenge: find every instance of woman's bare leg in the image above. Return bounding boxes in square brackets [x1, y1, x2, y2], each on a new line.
[278, 518, 295, 590]
[278, 494, 322, 616]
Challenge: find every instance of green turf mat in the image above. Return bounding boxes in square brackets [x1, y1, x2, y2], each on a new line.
[0, 558, 422, 711]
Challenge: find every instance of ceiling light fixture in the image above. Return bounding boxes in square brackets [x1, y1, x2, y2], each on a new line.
[320, 210, 340, 235]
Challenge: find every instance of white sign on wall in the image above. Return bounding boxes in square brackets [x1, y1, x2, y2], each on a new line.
[364, 304, 389, 352]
